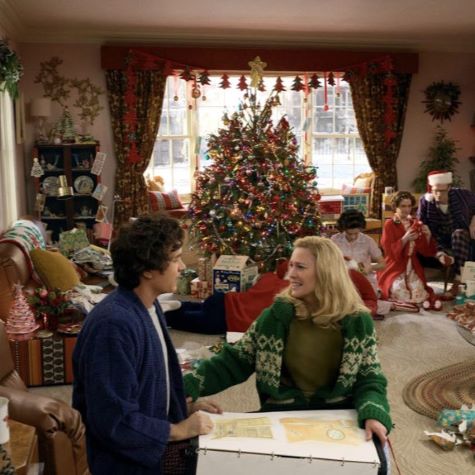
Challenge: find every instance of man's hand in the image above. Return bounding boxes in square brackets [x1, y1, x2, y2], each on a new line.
[187, 397, 223, 415]
[169, 411, 214, 441]
[365, 419, 388, 446]
[437, 252, 454, 267]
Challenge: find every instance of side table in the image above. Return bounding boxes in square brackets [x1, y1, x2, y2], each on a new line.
[5, 420, 39, 475]
[9, 333, 78, 387]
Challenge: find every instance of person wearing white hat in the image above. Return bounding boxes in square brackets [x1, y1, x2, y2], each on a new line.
[417, 170, 475, 298]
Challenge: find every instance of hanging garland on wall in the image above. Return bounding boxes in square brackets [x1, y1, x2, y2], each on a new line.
[121, 48, 397, 164]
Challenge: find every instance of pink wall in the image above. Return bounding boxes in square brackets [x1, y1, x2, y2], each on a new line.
[398, 52, 475, 191]
[18, 44, 115, 213]
[15, 44, 475, 215]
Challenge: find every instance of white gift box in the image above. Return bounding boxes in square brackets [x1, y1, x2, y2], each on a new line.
[213, 255, 258, 293]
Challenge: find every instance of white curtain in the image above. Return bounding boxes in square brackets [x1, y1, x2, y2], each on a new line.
[0, 90, 19, 231]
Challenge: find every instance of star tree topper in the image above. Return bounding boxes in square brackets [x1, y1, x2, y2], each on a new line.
[248, 56, 267, 88]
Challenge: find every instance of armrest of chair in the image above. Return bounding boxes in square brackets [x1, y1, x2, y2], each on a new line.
[0, 385, 85, 441]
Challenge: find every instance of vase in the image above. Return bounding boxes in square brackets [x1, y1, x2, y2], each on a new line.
[43, 313, 59, 332]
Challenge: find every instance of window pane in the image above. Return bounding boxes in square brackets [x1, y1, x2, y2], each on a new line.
[169, 108, 187, 135]
[172, 140, 189, 165]
[152, 140, 170, 167]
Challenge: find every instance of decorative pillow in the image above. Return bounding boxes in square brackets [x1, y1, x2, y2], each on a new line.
[149, 190, 184, 212]
[30, 249, 80, 291]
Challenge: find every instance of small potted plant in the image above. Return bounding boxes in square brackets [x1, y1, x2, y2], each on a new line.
[0, 39, 23, 99]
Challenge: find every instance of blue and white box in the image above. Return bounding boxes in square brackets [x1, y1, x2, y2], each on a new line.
[213, 255, 258, 293]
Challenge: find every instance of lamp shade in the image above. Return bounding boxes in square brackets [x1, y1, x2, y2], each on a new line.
[31, 98, 52, 118]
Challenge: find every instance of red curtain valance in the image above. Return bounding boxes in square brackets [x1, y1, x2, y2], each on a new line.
[101, 45, 418, 73]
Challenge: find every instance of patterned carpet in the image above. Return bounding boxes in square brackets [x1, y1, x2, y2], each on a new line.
[32, 305, 475, 475]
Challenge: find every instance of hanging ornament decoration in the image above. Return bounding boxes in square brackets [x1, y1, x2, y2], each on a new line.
[323, 72, 329, 111]
[180, 66, 194, 82]
[198, 70, 211, 85]
[422, 81, 461, 123]
[327, 72, 336, 86]
[248, 56, 267, 88]
[274, 76, 285, 92]
[220, 73, 231, 89]
[291, 75, 304, 92]
[309, 73, 321, 90]
[191, 79, 201, 99]
[237, 75, 248, 91]
[257, 79, 266, 92]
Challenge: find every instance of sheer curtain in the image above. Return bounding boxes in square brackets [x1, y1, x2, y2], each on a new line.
[0, 91, 19, 231]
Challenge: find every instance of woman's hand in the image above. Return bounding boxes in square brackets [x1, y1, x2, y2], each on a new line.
[365, 419, 388, 446]
[169, 411, 215, 441]
[187, 397, 223, 415]
[402, 228, 418, 245]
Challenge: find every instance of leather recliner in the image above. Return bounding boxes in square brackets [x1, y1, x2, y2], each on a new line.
[0, 321, 90, 475]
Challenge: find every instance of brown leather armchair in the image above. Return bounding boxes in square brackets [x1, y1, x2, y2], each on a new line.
[0, 321, 89, 475]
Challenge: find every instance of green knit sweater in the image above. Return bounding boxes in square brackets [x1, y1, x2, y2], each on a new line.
[184, 299, 392, 433]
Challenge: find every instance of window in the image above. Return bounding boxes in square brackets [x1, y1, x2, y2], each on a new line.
[0, 91, 19, 230]
[146, 75, 371, 194]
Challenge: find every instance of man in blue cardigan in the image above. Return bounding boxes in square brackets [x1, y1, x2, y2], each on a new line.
[73, 215, 221, 474]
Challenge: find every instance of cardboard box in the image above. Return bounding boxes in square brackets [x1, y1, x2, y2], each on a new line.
[213, 255, 258, 293]
[318, 195, 344, 219]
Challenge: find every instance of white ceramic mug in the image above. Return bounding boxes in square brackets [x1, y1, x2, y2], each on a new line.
[0, 396, 10, 444]
[465, 280, 475, 298]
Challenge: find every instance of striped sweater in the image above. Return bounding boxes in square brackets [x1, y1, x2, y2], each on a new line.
[184, 299, 392, 433]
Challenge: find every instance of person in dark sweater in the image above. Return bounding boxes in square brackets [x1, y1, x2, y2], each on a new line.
[417, 170, 475, 299]
[72, 215, 221, 475]
[184, 236, 391, 447]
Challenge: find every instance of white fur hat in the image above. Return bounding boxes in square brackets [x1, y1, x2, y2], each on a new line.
[425, 170, 452, 201]
[427, 171, 453, 187]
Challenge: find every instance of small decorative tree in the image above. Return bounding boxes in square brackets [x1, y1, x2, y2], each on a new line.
[412, 126, 462, 192]
[5, 285, 39, 336]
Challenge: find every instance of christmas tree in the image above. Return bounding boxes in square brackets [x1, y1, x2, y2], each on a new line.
[188, 91, 321, 271]
[412, 126, 461, 192]
[58, 106, 76, 143]
[5, 285, 39, 335]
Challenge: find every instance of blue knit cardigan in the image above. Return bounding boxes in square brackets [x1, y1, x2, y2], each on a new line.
[73, 287, 187, 475]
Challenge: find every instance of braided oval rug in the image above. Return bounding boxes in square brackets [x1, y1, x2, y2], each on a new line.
[402, 359, 475, 420]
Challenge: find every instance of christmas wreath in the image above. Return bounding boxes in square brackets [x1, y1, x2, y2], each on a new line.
[422, 81, 461, 123]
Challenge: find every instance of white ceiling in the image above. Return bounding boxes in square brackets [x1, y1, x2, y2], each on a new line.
[1, 0, 475, 52]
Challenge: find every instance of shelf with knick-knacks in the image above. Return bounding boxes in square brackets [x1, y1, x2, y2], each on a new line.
[32, 142, 101, 242]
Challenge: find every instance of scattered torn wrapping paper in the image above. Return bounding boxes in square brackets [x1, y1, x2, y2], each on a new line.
[424, 404, 475, 451]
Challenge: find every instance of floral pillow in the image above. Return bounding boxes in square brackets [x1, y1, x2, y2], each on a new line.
[148, 190, 184, 212]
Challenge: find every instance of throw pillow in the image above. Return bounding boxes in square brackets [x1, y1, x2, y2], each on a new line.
[149, 190, 184, 212]
[30, 249, 80, 291]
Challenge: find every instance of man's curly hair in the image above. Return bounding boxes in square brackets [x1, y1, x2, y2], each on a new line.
[336, 209, 366, 231]
[111, 214, 184, 290]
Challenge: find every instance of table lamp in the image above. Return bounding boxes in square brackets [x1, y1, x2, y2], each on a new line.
[31, 98, 51, 143]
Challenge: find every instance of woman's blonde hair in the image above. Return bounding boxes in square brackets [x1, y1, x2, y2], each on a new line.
[277, 236, 369, 326]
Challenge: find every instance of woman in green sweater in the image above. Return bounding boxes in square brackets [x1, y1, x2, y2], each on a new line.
[184, 236, 391, 445]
